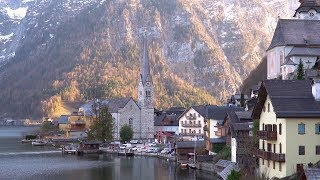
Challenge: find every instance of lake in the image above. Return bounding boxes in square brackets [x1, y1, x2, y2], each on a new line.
[0, 126, 217, 180]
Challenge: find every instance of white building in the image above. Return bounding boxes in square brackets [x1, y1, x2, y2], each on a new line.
[267, 0, 320, 80]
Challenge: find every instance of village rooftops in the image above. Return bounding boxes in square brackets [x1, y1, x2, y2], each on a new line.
[58, 115, 69, 124]
[267, 19, 320, 50]
[175, 141, 205, 149]
[252, 80, 320, 118]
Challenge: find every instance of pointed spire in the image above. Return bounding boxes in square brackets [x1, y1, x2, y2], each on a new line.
[141, 35, 151, 84]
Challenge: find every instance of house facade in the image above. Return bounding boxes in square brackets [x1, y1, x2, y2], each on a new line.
[253, 80, 320, 179]
[267, 1, 320, 80]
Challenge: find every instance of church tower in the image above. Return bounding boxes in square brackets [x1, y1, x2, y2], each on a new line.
[294, 0, 320, 20]
[138, 38, 154, 140]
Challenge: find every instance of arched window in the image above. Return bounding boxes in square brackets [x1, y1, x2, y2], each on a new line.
[129, 118, 133, 127]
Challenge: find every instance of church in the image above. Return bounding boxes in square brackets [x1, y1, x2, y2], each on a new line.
[267, 0, 320, 80]
[79, 39, 154, 141]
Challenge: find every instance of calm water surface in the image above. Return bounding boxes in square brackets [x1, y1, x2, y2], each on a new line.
[0, 126, 217, 180]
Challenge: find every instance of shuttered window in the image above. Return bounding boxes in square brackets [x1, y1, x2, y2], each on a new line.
[299, 146, 305, 155]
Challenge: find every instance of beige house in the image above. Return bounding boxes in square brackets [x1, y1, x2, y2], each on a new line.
[252, 80, 320, 179]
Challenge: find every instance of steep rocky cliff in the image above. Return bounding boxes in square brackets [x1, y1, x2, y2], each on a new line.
[0, 0, 299, 118]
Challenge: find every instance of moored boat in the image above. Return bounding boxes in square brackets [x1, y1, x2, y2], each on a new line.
[32, 140, 47, 146]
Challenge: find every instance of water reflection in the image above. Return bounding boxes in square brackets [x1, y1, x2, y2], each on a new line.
[0, 127, 217, 180]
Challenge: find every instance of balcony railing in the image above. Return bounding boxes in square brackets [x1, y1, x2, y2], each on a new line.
[256, 149, 285, 162]
[185, 115, 197, 120]
[257, 130, 277, 140]
[180, 132, 203, 136]
[181, 123, 201, 127]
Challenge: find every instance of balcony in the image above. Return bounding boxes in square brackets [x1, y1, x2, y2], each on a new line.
[180, 132, 203, 136]
[257, 130, 277, 140]
[256, 149, 285, 162]
[181, 123, 201, 128]
[185, 115, 197, 120]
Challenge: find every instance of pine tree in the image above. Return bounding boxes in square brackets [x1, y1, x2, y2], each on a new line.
[296, 60, 305, 80]
[87, 106, 113, 142]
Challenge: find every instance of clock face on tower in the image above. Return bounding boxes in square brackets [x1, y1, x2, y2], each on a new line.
[308, 9, 316, 18]
[146, 82, 151, 86]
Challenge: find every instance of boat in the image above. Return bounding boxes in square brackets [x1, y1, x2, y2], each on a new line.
[179, 161, 188, 169]
[63, 144, 79, 154]
[118, 149, 134, 157]
[77, 142, 100, 154]
[32, 140, 47, 146]
[21, 139, 33, 143]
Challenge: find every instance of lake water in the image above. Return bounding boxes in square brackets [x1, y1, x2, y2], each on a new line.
[0, 126, 217, 180]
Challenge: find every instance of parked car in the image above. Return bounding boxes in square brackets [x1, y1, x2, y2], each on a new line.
[160, 148, 170, 154]
[119, 145, 126, 150]
[131, 146, 138, 151]
[130, 140, 138, 144]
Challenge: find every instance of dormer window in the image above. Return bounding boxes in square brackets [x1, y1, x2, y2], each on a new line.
[268, 103, 270, 112]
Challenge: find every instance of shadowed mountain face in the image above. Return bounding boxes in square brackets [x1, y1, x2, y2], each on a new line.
[0, 0, 298, 118]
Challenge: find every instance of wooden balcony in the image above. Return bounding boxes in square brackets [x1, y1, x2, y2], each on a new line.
[185, 115, 197, 120]
[257, 130, 277, 140]
[256, 149, 285, 162]
[203, 125, 209, 131]
[181, 123, 201, 128]
[180, 132, 202, 136]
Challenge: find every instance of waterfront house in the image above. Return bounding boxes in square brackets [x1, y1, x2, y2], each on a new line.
[154, 107, 185, 143]
[178, 105, 208, 141]
[58, 115, 69, 131]
[203, 106, 243, 153]
[175, 141, 205, 161]
[252, 80, 320, 179]
[217, 110, 254, 171]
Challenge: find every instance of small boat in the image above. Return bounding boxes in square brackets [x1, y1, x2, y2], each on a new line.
[32, 140, 47, 146]
[63, 144, 79, 154]
[179, 161, 188, 169]
[187, 163, 196, 169]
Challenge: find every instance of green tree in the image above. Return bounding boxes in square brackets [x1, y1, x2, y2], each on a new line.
[87, 106, 113, 142]
[227, 169, 241, 180]
[297, 60, 305, 80]
[120, 124, 133, 143]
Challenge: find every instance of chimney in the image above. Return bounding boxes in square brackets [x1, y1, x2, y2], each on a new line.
[312, 79, 320, 101]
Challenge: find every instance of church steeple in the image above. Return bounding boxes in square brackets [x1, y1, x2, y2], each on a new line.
[141, 38, 152, 85]
[138, 37, 154, 109]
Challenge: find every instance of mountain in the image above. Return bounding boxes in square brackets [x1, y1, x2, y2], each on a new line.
[0, 0, 299, 118]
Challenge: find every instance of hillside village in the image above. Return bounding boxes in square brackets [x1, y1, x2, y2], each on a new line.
[5, 0, 320, 179]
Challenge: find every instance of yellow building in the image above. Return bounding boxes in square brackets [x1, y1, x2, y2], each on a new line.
[252, 80, 320, 179]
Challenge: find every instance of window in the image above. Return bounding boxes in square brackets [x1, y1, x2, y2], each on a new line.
[299, 146, 305, 155]
[273, 144, 276, 153]
[279, 123, 282, 135]
[189, 129, 191, 133]
[199, 129, 201, 134]
[262, 140, 265, 151]
[279, 162, 282, 172]
[316, 124, 320, 134]
[262, 123, 265, 131]
[280, 143, 282, 154]
[273, 124, 277, 132]
[298, 123, 305, 134]
[198, 121, 200, 125]
[273, 161, 275, 169]
[146, 91, 151, 97]
[268, 103, 270, 112]
[129, 118, 133, 127]
[316, 146, 320, 155]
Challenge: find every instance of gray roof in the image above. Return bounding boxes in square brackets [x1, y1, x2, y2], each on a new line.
[294, 0, 320, 17]
[154, 113, 180, 126]
[232, 122, 253, 131]
[206, 106, 244, 120]
[58, 115, 69, 124]
[253, 80, 320, 118]
[141, 38, 152, 84]
[102, 97, 133, 113]
[305, 168, 320, 180]
[210, 138, 225, 143]
[281, 58, 297, 66]
[267, 19, 320, 50]
[287, 47, 320, 57]
[175, 141, 205, 148]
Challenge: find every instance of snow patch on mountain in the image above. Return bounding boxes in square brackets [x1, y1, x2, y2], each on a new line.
[4, 7, 28, 20]
[0, 33, 13, 43]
